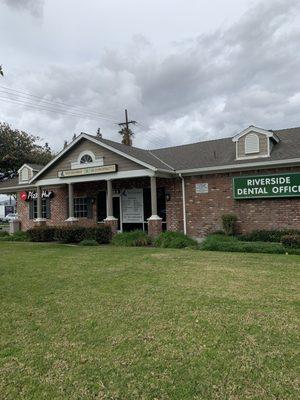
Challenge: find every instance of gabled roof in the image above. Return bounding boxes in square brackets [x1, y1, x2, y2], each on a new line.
[232, 125, 279, 143]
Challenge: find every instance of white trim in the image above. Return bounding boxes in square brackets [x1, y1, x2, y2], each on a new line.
[232, 126, 275, 142]
[30, 133, 159, 183]
[104, 216, 118, 221]
[65, 217, 79, 222]
[35, 169, 155, 186]
[178, 158, 300, 175]
[71, 150, 104, 169]
[236, 153, 270, 161]
[179, 174, 187, 235]
[148, 215, 162, 221]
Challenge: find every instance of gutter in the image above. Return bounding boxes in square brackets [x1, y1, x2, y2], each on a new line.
[179, 173, 187, 235]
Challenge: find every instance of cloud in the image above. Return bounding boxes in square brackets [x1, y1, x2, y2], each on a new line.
[2, 0, 44, 17]
[1, 0, 300, 152]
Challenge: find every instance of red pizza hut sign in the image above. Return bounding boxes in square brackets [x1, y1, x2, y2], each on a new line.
[20, 190, 54, 201]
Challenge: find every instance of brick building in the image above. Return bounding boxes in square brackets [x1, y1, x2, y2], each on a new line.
[0, 125, 299, 237]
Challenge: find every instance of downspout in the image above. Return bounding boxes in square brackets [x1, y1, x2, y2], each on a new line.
[179, 173, 187, 235]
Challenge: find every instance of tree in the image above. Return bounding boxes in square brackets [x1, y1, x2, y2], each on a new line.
[119, 127, 134, 146]
[0, 122, 53, 181]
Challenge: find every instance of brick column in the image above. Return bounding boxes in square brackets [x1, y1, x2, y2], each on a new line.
[148, 176, 162, 236]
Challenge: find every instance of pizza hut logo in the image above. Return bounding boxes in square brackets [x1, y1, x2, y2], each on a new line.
[20, 192, 28, 201]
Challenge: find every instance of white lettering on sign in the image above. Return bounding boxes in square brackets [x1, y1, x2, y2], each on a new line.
[122, 189, 144, 223]
[195, 183, 208, 194]
[26, 190, 54, 200]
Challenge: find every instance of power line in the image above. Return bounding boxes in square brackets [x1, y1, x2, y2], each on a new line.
[0, 96, 117, 123]
[0, 85, 119, 121]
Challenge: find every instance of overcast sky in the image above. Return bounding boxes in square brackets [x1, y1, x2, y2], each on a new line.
[1, 0, 300, 152]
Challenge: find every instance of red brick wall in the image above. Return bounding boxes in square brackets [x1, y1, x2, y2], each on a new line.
[16, 168, 300, 236]
[184, 167, 300, 237]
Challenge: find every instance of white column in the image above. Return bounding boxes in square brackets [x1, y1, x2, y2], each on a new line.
[66, 183, 78, 222]
[105, 180, 117, 220]
[36, 186, 42, 220]
[148, 176, 161, 220]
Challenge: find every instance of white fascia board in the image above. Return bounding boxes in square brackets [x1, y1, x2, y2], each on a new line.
[177, 158, 300, 175]
[30, 133, 162, 184]
[29, 133, 86, 183]
[232, 126, 274, 142]
[35, 169, 155, 186]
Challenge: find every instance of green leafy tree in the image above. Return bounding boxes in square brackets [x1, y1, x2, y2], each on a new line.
[0, 122, 53, 181]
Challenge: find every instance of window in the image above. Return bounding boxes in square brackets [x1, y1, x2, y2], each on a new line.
[29, 199, 51, 219]
[80, 154, 93, 164]
[21, 168, 29, 181]
[245, 133, 260, 154]
[74, 197, 88, 218]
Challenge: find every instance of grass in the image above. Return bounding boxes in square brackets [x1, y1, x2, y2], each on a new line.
[0, 243, 299, 399]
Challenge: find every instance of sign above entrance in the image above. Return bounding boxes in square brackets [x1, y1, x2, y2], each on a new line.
[233, 172, 300, 199]
[122, 189, 144, 223]
[58, 164, 117, 178]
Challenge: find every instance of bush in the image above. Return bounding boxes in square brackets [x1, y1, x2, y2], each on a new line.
[79, 239, 99, 246]
[27, 225, 112, 244]
[112, 230, 152, 247]
[0, 231, 9, 237]
[154, 231, 198, 249]
[222, 214, 238, 236]
[240, 229, 300, 243]
[281, 234, 300, 249]
[27, 227, 57, 242]
[0, 231, 29, 242]
[201, 234, 285, 254]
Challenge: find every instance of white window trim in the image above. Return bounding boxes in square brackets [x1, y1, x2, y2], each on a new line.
[71, 150, 104, 169]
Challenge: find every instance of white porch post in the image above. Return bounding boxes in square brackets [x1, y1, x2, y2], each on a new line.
[34, 186, 46, 225]
[104, 179, 118, 234]
[148, 176, 162, 236]
[66, 183, 78, 222]
[105, 179, 115, 220]
[36, 186, 42, 220]
[149, 176, 161, 220]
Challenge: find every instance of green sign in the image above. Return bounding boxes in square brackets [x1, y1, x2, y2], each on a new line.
[233, 172, 300, 199]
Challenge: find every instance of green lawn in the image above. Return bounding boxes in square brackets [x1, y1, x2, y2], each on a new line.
[0, 243, 299, 399]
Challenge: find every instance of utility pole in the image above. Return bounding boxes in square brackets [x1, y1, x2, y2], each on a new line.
[118, 109, 136, 146]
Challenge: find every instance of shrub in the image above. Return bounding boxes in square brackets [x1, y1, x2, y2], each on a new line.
[0, 231, 9, 237]
[79, 239, 99, 246]
[201, 234, 285, 254]
[154, 231, 198, 249]
[27, 227, 57, 242]
[0, 231, 29, 242]
[240, 229, 300, 243]
[27, 225, 112, 244]
[222, 214, 238, 236]
[281, 234, 300, 249]
[112, 230, 152, 247]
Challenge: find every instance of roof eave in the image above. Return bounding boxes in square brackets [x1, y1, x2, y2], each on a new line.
[177, 158, 300, 175]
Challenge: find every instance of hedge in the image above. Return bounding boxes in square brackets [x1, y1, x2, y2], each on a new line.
[27, 225, 112, 244]
[201, 234, 285, 254]
[112, 230, 152, 247]
[155, 231, 198, 249]
[239, 229, 300, 243]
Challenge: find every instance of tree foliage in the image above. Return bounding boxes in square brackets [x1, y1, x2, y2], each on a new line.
[0, 122, 53, 181]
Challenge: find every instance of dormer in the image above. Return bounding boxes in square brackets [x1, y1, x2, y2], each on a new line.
[232, 126, 279, 160]
[18, 164, 43, 184]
